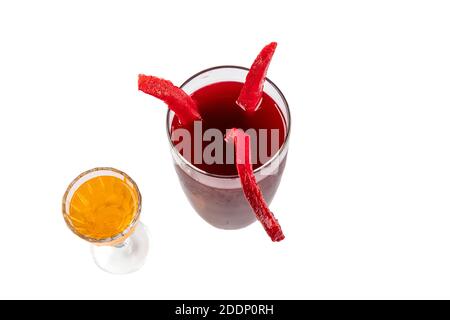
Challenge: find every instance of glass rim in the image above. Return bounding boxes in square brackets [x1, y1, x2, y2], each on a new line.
[61, 167, 142, 244]
[165, 65, 291, 179]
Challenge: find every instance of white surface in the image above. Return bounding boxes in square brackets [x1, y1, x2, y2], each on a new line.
[0, 1, 450, 299]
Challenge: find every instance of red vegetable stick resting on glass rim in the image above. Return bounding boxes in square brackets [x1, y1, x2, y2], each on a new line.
[236, 42, 277, 113]
[225, 128, 285, 242]
[138, 74, 201, 125]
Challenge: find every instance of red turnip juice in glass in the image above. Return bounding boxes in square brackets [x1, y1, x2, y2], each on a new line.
[167, 66, 290, 230]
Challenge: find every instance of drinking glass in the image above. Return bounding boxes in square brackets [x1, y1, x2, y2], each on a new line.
[62, 167, 149, 274]
[166, 66, 291, 230]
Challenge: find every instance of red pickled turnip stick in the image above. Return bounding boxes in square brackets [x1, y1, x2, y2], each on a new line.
[236, 42, 277, 113]
[225, 128, 285, 242]
[138, 74, 201, 125]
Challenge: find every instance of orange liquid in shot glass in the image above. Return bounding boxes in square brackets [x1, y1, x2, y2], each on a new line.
[67, 176, 140, 240]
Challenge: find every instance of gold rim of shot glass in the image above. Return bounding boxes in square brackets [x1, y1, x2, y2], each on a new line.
[62, 167, 142, 247]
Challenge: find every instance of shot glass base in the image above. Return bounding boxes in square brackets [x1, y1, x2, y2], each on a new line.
[90, 222, 149, 274]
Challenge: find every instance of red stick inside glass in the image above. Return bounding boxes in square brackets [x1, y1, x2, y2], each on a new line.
[225, 128, 285, 242]
[236, 42, 277, 113]
[138, 74, 201, 125]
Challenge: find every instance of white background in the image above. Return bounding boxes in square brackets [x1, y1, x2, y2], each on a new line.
[0, 0, 449, 299]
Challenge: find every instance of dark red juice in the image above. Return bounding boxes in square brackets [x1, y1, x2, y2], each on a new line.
[171, 81, 288, 229]
[172, 81, 286, 175]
